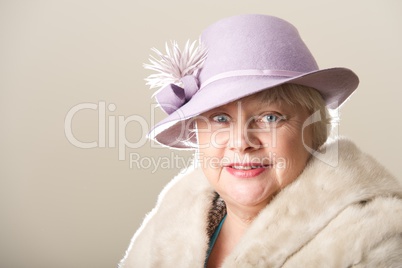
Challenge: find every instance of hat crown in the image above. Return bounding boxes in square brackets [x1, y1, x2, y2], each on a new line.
[199, 14, 318, 82]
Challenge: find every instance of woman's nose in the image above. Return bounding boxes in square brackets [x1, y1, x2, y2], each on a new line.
[228, 123, 262, 152]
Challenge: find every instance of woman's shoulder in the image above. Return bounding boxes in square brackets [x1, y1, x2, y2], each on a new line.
[284, 138, 402, 266]
[309, 137, 402, 195]
[119, 165, 215, 268]
[154, 164, 212, 206]
[282, 194, 402, 267]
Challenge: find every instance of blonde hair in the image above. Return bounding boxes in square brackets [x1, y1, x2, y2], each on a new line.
[244, 83, 331, 149]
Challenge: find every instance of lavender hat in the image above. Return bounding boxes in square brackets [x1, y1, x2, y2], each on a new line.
[145, 14, 359, 148]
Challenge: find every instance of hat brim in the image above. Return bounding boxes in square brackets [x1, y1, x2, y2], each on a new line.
[149, 67, 359, 149]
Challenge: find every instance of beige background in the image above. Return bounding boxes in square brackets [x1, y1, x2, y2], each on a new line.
[1, 1, 401, 267]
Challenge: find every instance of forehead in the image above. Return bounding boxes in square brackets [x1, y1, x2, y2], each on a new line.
[204, 94, 293, 114]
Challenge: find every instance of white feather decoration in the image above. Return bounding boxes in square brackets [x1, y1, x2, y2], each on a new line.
[144, 40, 208, 89]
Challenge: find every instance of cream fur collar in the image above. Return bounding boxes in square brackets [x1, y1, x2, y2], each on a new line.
[120, 138, 402, 267]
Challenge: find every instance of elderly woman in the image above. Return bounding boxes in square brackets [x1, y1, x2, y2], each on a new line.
[119, 14, 402, 267]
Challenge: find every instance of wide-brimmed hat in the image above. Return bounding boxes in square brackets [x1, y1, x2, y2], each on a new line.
[145, 14, 359, 149]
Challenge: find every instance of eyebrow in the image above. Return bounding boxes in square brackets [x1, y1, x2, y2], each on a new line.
[239, 99, 283, 113]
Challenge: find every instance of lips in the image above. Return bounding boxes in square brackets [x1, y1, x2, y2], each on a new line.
[225, 163, 271, 178]
[231, 165, 266, 170]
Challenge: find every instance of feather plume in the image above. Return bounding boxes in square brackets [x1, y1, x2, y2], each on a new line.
[144, 40, 208, 89]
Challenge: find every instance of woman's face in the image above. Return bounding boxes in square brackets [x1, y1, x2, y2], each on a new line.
[196, 96, 313, 209]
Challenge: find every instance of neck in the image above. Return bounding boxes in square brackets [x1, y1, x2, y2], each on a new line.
[223, 202, 264, 241]
[225, 194, 272, 225]
[206, 201, 265, 267]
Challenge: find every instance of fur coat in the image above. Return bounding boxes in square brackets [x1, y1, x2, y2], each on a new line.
[119, 138, 402, 267]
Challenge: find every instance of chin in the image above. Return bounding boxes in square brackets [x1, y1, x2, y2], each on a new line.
[222, 182, 276, 208]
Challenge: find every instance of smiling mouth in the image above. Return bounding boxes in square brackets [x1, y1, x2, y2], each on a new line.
[231, 165, 268, 170]
[224, 163, 270, 178]
[226, 163, 272, 170]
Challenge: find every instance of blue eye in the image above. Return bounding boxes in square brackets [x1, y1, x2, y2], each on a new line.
[256, 113, 286, 127]
[262, 114, 279, 123]
[212, 114, 230, 123]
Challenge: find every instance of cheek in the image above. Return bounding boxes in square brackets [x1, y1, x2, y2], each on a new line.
[196, 129, 210, 148]
[197, 126, 229, 167]
[269, 128, 311, 186]
[198, 128, 231, 149]
[197, 144, 224, 185]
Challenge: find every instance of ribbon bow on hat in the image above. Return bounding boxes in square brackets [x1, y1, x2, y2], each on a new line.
[144, 40, 208, 115]
[153, 75, 200, 115]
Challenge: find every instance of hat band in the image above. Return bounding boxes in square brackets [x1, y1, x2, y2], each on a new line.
[199, 69, 305, 90]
